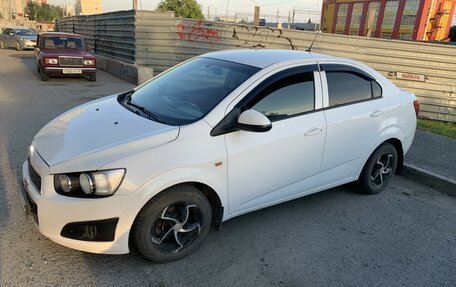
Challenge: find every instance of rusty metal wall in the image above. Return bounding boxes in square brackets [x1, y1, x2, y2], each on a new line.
[57, 12, 456, 122]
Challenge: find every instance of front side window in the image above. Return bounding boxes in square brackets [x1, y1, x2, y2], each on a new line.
[250, 72, 315, 121]
[128, 57, 259, 125]
[326, 71, 382, 107]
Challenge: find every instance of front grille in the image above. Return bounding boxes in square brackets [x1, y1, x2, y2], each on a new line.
[59, 57, 83, 66]
[28, 159, 41, 192]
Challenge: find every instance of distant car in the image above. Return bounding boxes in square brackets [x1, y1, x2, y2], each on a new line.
[35, 32, 97, 81]
[0, 27, 37, 51]
[20, 50, 418, 263]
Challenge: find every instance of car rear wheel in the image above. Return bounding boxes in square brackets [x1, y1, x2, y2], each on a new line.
[40, 68, 49, 81]
[132, 185, 212, 263]
[359, 143, 398, 194]
[16, 41, 23, 51]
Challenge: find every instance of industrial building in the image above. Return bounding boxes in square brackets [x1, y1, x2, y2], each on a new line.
[321, 0, 456, 41]
[75, 0, 102, 16]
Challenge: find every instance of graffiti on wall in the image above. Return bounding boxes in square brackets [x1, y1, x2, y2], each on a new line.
[231, 25, 297, 50]
[176, 20, 297, 50]
[176, 20, 222, 45]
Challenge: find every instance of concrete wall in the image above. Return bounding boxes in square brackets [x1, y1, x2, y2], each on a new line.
[59, 11, 456, 122]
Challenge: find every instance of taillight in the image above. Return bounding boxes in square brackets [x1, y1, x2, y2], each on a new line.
[413, 99, 420, 118]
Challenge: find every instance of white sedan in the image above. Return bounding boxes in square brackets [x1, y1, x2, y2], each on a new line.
[21, 49, 418, 262]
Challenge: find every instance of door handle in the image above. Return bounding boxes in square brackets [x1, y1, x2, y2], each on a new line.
[305, 128, 323, 137]
[370, 110, 382, 118]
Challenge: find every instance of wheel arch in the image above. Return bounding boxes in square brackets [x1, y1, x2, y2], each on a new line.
[385, 138, 404, 175]
[359, 137, 404, 179]
[128, 181, 224, 251]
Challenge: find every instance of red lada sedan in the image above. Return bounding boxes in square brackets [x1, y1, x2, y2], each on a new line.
[35, 32, 97, 81]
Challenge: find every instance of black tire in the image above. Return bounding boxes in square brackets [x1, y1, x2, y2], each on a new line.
[359, 143, 398, 194]
[36, 64, 40, 73]
[88, 73, 96, 82]
[40, 68, 49, 81]
[16, 41, 23, 51]
[132, 185, 212, 263]
[0, 40, 5, 49]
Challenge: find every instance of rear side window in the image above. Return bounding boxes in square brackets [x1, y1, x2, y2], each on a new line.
[325, 67, 382, 107]
[249, 72, 315, 121]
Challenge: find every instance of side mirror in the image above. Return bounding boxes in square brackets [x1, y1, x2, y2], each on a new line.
[237, 109, 272, 133]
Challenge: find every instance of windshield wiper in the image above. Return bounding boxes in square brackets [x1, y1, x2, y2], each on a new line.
[124, 95, 166, 124]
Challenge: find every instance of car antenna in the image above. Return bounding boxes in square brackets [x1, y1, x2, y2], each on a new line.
[306, 30, 321, 52]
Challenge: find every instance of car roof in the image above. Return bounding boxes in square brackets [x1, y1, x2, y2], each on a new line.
[40, 32, 82, 38]
[4, 26, 34, 30]
[201, 49, 334, 68]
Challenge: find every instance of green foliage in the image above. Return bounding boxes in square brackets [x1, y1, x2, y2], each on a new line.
[157, 0, 205, 19]
[25, 2, 63, 21]
[450, 26, 456, 42]
[417, 119, 456, 139]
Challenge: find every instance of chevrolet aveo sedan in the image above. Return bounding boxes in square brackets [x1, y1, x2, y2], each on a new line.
[21, 50, 418, 262]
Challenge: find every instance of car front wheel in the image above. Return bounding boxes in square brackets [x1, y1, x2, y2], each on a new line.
[16, 41, 23, 51]
[359, 143, 398, 194]
[40, 67, 49, 81]
[0, 40, 5, 49]
[132, 185, 212, 263]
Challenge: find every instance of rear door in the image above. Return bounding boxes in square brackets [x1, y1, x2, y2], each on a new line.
[225, 64, 327, 215]
[319, 63, 386, 186]
[3, 29, 12, 47]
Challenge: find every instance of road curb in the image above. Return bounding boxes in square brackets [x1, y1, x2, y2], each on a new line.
[401, 163, 456, 197]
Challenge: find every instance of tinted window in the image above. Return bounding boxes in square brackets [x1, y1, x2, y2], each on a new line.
[129, 57, 259, 125]
[251, 72, 315, 121]
[43, 36, 84, 49]
[372, 80, 382, 98]
[327, 72, 372, 107]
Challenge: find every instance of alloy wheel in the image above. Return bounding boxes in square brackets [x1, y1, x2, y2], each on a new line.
[151, 202, 202, 254]
[370, 153, 394, 188]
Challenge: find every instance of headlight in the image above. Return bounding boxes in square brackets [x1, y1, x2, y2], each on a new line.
[54, 169, 125, 198]
[45, 58, 58, 65]
[83, 59, 95, 65]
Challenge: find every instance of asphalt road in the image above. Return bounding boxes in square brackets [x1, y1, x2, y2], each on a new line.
[1, 49, 455, 287]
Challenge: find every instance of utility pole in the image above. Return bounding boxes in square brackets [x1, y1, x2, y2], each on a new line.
[207, 6, 210, 21]
[276, 9, 279, 26]
[288, 11, 291, 29]
[133, 0, 138, 10]
[226, 0, 229, 20]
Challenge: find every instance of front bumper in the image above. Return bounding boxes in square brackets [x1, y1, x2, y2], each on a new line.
[44, 67, 96, 76]
[21, 157, 142, 254]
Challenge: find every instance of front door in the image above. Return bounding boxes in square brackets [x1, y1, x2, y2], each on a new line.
[225, 65, 326, 215]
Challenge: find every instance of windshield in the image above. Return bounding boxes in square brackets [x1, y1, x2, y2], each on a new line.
[128, 57, 260, 125]
[14, 29, 37, 36]
[43, 36, 84, 49]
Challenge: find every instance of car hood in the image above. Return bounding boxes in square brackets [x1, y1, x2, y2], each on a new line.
[34, 95, 179, 174]
[19, 35, 37, 41]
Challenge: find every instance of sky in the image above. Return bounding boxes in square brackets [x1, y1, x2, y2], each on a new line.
[48, 0, 322, 22]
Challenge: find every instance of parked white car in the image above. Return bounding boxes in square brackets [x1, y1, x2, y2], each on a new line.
[21, 50, 418, 262]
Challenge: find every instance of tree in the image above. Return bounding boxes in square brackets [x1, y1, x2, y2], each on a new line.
[450, 26, 456, 42]
[25, 2, 63, 21]
[157, 0, 204, 19]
